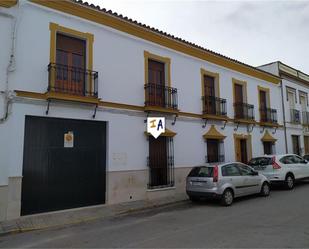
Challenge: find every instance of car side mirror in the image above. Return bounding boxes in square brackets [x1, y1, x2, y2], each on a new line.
[251, 171, 258, 176]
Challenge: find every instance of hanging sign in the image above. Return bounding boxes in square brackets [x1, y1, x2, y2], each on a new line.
[147, 117, 165, 139]
[64, 131, 74, 148]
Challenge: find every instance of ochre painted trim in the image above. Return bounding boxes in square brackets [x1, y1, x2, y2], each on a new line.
[144, 106, 179, 114]
[232, 78, 248, 104]
[261, 130, 277, 142]
[257, 85, 271, 122]
[202, 114, 229, 121]
[200, 68, 220, 98]
[203, 125, 226, 140]
[46, 91, 100, 104]
[144, 128, 177, 137]
[49, 22, 94, 93]
[31, 0, 280, 84]
[233, 133, 253, 162]
[14, 90, 284, 127]
[0, 0, 17, 8]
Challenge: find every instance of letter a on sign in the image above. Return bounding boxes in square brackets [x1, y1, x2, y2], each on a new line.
[147, 117, 165, 139]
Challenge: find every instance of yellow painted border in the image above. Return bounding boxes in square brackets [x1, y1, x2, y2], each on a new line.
[257, 85, 271, 122]
[144, 51, 171, 87]
[232, 78, 247, 104]
[233, 133, 252, 162]
[261, 130, 277, 142]
[49, 22, 94, 93]
[0, 0, 17, 8]
[203, 125, 226, 140]
[14, 90, 283, 127]
[31, 0, 280, 85]
[200, 68, 220, 98]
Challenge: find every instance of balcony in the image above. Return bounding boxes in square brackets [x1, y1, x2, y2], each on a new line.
[202, 95, 227, 117]
[48, 63, 98, 98]
[205, 155, 225, 164]
[234, 102, 255, 121]
[290, 109, 301, 124]
[302, 111, 309, 125]
[144, 83, 178, 113]
[260, 108, 278, 124]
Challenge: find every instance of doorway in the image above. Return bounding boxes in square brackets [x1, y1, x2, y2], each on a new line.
[234, 135, 251, 164]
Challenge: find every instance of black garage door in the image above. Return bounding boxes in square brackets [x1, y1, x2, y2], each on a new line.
[21, 116, 106, 216]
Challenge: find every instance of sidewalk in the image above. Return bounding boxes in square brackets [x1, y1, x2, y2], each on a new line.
[0, 194, 187, 235]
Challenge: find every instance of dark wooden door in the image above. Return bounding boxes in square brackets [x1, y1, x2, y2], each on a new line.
[149, 136, 168, 187]
[21, 116, 106, 215]
[56, 34, 86, 95]
[204, 75, 216, 114]
[240, 139, 248, 163]
[263, 142, 272, 155]
[234, 84, 244, 118]
[207, 139, 219, 163]
[148, 59, 165, 107]
[259, 90, 267, 121]
[292, 135, 300, 155]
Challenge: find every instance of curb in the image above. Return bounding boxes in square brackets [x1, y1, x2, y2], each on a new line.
[0, 196, 188, 236]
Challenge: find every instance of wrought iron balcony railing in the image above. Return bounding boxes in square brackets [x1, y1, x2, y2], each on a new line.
[144, 83, 178, 110]
[260, 108, 278, 123]
[290, 109, 301, 124]
[205, 155, 225, 164]
[234, 102, 255, 120]
[202, 95, 227, 116]
[48, 63, 98, 97]
[302, 111, 309, 125]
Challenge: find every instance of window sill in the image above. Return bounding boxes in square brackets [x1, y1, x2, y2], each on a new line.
[46, 91, 100, 104]
[147, 186, 176, 192]
[144, 106, 179, 114]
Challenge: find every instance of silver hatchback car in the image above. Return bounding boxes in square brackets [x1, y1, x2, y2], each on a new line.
[186, 162, 270, 206]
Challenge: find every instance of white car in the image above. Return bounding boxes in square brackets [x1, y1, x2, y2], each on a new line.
[248, 154, 309, 189]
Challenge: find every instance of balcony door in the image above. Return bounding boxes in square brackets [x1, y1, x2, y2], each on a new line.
[259, 90, 267, 121]
[56, 34, 86, 95]
[234, 83, 244, 118]
[292, 135, 300, 155]
[148, 59, 165, 107]
[204, 75, 216, 114]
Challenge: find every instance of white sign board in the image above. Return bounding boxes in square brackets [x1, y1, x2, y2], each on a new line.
[64, 131, 74, 148]
[147, 117, 165, 139]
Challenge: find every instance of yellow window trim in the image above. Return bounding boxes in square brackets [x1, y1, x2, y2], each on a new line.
[49, 22, 94, 94]
[203, 125, 226, 140]
[144, 128, 176, 137]
[144, 51, 171, 87]
[232, 78, 248, 104]
[200, 68, 220, 98]
[257, 85, 271, 122]
[31, 0, 280, 85]
[0, 0, 17, 8]
[233, 133, 253, 161]
[261, 130, 277, 142]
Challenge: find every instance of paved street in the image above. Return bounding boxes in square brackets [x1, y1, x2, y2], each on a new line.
[1, 182, 309, 248]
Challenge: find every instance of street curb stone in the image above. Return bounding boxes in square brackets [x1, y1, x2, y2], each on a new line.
[0, 194, 187, 235]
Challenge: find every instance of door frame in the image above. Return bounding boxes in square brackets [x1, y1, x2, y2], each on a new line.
[233, 134, 252, 163]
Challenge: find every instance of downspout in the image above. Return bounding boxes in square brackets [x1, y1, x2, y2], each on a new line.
[280, 79, 288, 153]
[0, 7, 18, 123]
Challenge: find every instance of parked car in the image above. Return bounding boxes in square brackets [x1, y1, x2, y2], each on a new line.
[186, 163, 270, 206]
[303, 154, 309, 161]
[248, 154, 309, 190]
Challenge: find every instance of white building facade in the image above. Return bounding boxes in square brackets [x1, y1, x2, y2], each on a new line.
[0, 0, 284, 221]
[259, 62, 309, 156]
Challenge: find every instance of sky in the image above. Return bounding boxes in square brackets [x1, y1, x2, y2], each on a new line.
[86, 0, 309, 73]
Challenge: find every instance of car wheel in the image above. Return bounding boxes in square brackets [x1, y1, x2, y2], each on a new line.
[260, 182, 270, 197]
[285, 174, 294, 190]
[221, 189, 233, 206]
[189, 196, 199, 202]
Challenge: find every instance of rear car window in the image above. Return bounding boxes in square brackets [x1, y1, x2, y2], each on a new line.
[188, 167, 213, 177]
[221, 164, 241, 176]
[248, 157, 272, 167]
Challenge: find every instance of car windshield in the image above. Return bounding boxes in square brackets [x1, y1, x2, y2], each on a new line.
[248, 157, 272, 167]
[188, 167, 214, 177]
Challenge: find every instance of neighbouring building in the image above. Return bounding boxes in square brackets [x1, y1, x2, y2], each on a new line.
[259, 62, 309, 156]
[0, 0, 284, 221]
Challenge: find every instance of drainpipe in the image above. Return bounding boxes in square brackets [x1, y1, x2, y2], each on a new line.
[280, 79, 288, 153]
[0, 6, 18, 123]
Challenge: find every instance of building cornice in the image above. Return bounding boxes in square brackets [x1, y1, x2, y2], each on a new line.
[30, 0, 281, 84]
